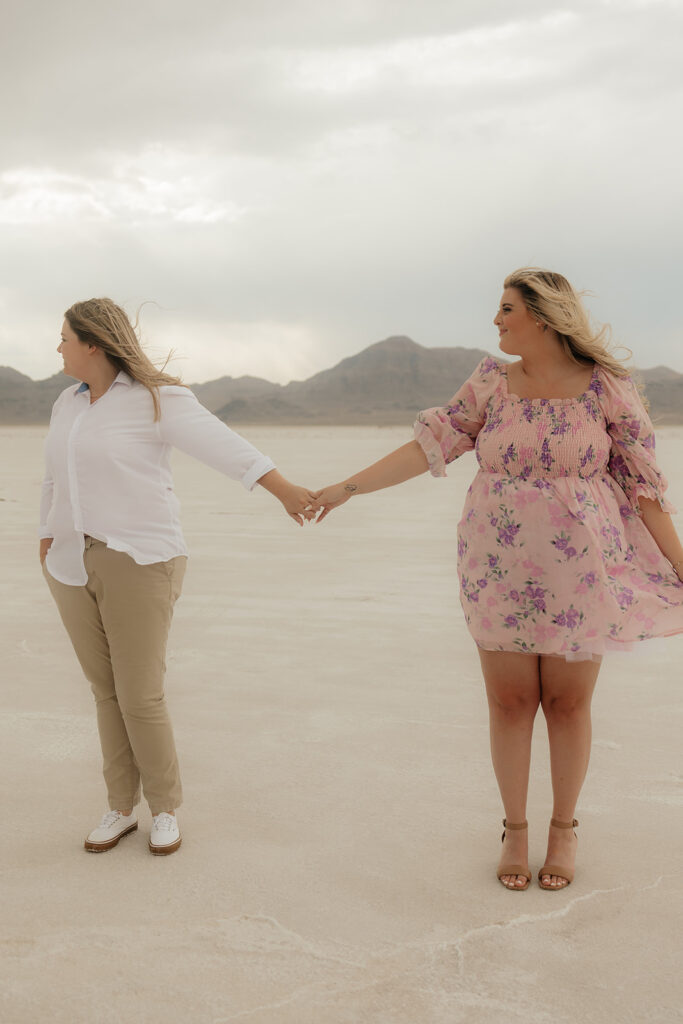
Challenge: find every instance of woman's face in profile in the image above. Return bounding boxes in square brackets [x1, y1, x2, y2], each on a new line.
[57, 319, 93, 381]
[494, 287, 538, 355]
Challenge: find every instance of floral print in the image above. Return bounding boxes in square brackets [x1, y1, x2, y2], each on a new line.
[414, 359, 683, 659]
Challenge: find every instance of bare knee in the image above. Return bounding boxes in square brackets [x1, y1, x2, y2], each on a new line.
[541, 691, 592, 722]
[488, 685, 539, 720]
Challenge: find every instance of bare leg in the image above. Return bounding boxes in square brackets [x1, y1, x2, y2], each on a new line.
[479, 650, 542, 889]
[539, 655, 601, 888]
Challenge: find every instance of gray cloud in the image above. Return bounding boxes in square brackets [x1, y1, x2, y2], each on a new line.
[1, 0, 682, 383]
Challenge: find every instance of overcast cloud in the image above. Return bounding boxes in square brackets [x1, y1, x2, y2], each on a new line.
[1, 0, 682, 383]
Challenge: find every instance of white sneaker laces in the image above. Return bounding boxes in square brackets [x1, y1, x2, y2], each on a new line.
[152, 813, 176, 832]
[99, 810, 124, 829]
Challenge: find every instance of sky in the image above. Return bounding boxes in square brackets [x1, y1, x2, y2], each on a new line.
[1, 0, 682, 384]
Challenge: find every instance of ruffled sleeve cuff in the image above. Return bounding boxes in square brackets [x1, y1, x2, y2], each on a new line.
[413, 410, 475, 478]
[630, 483, 677, 516]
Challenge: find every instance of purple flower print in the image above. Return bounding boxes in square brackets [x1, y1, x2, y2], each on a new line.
[616, 587, 634, 609]
[492, 479, 505, 495]
[490, 516, 498, 527]
[477, 579, 488, 589]
[551, 532, 580, 560]
[499, 524, 520, 546]
[488, 555, 500, 568]
[521, 583, 547, 613]
[609, 452, 629, 478]
[579, 445, 594, 469]
[552, 605, 582, 630]
[509, 590, 520, 602]
[551, 411, 570, 436]
[540, 439, 553, 471]
[504, 615, 518, 628]
[502, 443, 516, 467]
[565, 607, 581, 628]
[481, 357, 499, 374]
[483, 408, 504, 435]
[589, 375, 604, 397]
[626, 419, 641, 442]
[458, 538, 467, 559]
[583, 571, 597, 586]
[522, 402, 535, 424]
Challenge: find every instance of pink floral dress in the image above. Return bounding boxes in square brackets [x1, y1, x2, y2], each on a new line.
[414, 358, 683, 660]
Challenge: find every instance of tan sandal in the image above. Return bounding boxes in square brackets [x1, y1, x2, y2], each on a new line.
[538, 818, 578, 890]
[497, 819, 531, 891]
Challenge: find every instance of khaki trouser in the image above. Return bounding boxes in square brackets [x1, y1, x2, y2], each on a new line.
[43, 538, 186, 814]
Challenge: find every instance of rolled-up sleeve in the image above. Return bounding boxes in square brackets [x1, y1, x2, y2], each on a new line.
[158, 387, 275, 490]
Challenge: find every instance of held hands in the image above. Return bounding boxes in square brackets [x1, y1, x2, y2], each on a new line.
[313, 482, 357, 523]
[281, 483, 322, 527]
[258, 469, 322, 526]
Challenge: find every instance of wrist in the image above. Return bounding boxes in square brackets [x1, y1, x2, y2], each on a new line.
[342, 480, 360, 497]
[258, 469, 288, 500]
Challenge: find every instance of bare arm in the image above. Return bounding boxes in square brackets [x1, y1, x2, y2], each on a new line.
[315, 441, 429, 522]
[638, 497, 683, 579]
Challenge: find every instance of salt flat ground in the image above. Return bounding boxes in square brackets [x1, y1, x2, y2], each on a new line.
[1, 424, 682, 1024]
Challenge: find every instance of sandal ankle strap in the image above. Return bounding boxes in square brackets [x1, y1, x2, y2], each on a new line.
[502, 819, 528, 830]
[550, 818, 578, 829]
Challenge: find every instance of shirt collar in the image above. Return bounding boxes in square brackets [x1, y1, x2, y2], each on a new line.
[75, 370, 133, 395]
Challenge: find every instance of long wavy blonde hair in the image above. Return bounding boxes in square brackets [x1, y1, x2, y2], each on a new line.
[503, 267, 631, 378]
[64, 298, 184, 420]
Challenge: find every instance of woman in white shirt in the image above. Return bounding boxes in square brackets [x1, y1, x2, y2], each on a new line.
[40, 297, 318, 856]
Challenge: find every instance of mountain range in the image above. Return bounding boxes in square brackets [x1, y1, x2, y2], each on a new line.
[1, 336, 682, 425]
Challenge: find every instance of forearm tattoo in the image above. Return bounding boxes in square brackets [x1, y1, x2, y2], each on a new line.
[344, 484, 358, 494]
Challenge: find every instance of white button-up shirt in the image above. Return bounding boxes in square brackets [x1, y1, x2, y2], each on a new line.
[40, 372, 276, 586]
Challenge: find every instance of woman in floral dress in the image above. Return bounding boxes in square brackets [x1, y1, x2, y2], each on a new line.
[314, 268, 683, 891]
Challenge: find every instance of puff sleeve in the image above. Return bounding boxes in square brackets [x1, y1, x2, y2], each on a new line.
[599, 370, 676, 514]
[414, 357, 501, 477]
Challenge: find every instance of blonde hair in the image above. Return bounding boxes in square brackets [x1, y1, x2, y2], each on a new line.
[64, 298, 184, 420]
[503, 267, 631, 378]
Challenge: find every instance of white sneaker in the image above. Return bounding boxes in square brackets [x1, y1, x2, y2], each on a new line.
[84, 810, 138, 852]
[149, 812, 181, 856]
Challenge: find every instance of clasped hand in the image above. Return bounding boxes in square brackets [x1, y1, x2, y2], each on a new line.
[277, 483, 350, 526]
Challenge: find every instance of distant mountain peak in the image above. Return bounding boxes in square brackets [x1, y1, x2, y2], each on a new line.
[365, 335, 423, 352]
[0, 366, 32, 384]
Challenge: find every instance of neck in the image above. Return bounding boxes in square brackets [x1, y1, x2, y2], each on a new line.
[84, 362, 119, 401]
[518, 337, 576, 380]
